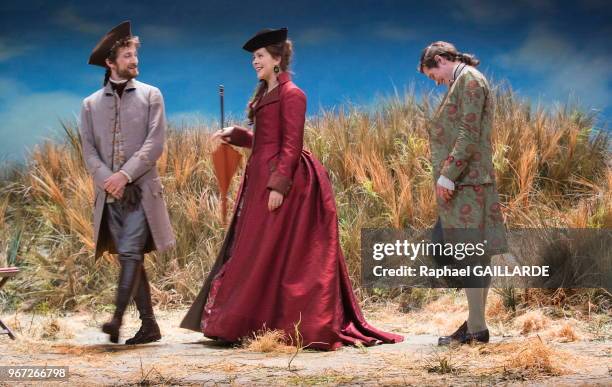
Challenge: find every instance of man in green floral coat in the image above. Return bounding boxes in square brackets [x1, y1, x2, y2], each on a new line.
[418, 41, 507, 345]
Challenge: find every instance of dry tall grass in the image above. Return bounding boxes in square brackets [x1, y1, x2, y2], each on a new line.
[0, 84, 609, 311]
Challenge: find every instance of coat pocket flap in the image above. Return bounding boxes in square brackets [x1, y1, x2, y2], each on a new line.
[148, 177, 164, 197]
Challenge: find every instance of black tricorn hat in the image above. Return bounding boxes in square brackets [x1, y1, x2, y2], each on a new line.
[88, 21, 132, 67]
[242, 27, 288, 52]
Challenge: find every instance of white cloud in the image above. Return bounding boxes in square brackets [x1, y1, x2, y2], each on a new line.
[373, 24, 418, 42]
[0, 38, 32, 62]
[54, 7, 107, 35]
[53, 7, 183, 44]
[0, 78, 82, 161]
[140, 25, 183, 44]
[296, 27, 343, 45]
[451, 0, 517, 24]
[0, 78, 22, 101]
[450, 0, 554, 24]
[496, 27, 611, 110]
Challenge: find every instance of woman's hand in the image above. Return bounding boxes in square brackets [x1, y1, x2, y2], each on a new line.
[211, 126, 234, 144]
[268, 190, 284, 211]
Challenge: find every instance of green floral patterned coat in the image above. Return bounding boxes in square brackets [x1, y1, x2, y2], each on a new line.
[429, 65, 507, 255]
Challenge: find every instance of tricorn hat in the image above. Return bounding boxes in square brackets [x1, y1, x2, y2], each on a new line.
[242, 27, 288, 52]
[88, 21, 132, 67]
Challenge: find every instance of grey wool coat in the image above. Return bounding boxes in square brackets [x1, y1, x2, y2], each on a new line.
[80, 79, 175, 259]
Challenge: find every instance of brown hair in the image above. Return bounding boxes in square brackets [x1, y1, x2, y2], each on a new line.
[418, 41, 479, 73]
[104, 36, 141, 85]
[247, 39, 293, 122]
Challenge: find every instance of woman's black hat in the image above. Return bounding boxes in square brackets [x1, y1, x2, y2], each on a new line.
[242, 27, 288, 52]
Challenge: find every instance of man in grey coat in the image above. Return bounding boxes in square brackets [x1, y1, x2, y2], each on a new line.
[80, 21, 175, 344]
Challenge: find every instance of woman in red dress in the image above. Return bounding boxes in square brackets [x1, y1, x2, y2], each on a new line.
[180, 28, 403, 350]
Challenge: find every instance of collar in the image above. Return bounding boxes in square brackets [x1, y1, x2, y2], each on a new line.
[277, 71, 291, 85]
[253, 72, 291, 111]
[255, 83, 280, 111]
[104, 78, 137, 96]
[451, 63, 467, 85]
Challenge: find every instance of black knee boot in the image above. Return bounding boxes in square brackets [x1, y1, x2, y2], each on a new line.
[125, 266, 161, 345]
[102, 259, 141, 343]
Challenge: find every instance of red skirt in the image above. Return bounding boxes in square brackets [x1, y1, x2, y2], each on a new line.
[187, 150, 403, 350]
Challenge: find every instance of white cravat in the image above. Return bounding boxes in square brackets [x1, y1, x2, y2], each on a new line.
[109, 77, 128, 85]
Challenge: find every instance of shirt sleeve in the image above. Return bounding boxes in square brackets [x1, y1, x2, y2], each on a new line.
[119, 169, 133, 183]
[437, 175, 455, 190]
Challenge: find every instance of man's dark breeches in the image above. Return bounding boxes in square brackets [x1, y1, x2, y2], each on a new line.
[104, 201, 154, 319]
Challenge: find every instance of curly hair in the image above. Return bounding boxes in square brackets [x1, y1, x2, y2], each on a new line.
[103, 36, 140, 85]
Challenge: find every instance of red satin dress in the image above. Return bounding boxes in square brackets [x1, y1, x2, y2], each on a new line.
[180, 72, 403, 350]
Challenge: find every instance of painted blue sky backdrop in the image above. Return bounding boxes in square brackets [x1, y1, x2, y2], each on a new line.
[1, 0, 611, 161]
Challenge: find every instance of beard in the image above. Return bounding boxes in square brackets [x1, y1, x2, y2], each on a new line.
[116, 65, 139, 80]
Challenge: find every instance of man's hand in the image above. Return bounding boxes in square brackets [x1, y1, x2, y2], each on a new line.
[436, 184, 454, 203]
[104, 172, 129, 199]
[268, 190, 284, 211]
[111, 186, 125, 200]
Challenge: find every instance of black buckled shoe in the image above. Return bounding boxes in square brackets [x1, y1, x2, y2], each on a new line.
[125, 318, 161, 345]
[438, 321, 467, 346]
[464, 329, 489, 344]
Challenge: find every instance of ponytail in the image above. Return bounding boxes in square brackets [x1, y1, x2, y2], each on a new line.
[456, 52, 480, 67]
[247, 80, 267, 123]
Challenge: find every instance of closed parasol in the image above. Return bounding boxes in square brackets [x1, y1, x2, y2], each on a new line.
[211, 85, 242, 224]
